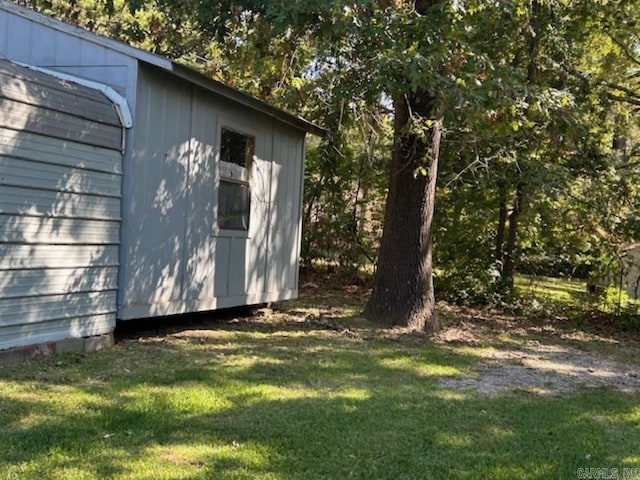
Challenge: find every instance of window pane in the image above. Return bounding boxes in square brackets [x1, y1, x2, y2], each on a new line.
[221, 128, 253, 167]
[218, 128, 253, 231]
[218, 180, 250, 230]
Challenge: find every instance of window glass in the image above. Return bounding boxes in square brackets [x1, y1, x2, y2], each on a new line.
[218, 128, 254, 231]
[218, 180, 250, 230]
[221, 128, 253, 167]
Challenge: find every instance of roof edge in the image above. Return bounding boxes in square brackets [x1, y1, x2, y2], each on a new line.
[0, 0, 326, 137]
[169, 62, 326, 137]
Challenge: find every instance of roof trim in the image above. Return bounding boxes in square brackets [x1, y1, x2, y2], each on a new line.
[16, 62, 133, 128]
[0, 0, 326, 137]
[168, 63, 326, 137]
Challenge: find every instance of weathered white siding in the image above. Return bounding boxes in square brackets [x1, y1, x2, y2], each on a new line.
[0, 60, 123, 350]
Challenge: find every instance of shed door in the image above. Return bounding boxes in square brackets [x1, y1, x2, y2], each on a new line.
[0, 60, 124, 350]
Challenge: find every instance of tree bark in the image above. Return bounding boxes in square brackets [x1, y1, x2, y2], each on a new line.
[495, 185, 508, 272]
[502, 183, 523, 291]
[363, 93, 442, 332]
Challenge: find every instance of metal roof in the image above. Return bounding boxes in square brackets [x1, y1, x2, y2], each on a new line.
[0, 0, 326, 137]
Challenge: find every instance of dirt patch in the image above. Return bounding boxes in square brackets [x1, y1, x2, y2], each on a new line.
[437, 341, 640, 396]
[434, 309, 640, 396]
[116, 278, 640, 398]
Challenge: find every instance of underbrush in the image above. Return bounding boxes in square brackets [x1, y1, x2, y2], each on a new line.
[300, 265, 640, 333]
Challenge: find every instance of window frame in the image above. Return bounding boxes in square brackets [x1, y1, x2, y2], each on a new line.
[215, 123, 256, 236]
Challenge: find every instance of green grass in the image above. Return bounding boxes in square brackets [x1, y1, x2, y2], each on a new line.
[514, 274, 640, 331]
[514, 274, 589, 306]
[1, 294, 639, 479]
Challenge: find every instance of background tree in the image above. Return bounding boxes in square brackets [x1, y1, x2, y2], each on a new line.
[18, 0, 640, 323]
[432, 0, 640, 303]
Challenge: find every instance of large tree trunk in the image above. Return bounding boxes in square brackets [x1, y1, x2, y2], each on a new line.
[363, 93, 442, 332]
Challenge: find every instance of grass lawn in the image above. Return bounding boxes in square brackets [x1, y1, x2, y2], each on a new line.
[1, 280, 639, 479]
[514, 275, 589, 305]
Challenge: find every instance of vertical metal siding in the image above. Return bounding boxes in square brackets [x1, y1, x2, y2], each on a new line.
[0, 60, 123, 351]
[1, 2, 312, 322]
[119, 66, 193, 312]
[246, 135, 273, 296]
[0, 4, 138, 112]
[119, 64, 307, 319]
[184, 88, 216, 301]
[266, 125, 305, 294]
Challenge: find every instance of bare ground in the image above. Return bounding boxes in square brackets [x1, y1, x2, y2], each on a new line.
[118, 278, 640, 398]
[269, 303, 640, 396]
[292, 278, 640, 397]
[432, 305, 640, 396]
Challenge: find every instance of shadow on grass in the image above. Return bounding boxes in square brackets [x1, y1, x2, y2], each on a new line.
[1, 321, 639, 479]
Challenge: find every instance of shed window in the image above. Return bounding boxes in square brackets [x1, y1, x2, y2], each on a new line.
[218, 127, 254, 230]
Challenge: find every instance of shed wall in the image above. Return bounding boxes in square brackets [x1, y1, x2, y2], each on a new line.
[622, 249, 640, 299]
[0, 1, 315, 333]
[0, 4, 138, 99]
[0, 60, 123, 350]
[118, 65, 306, 319]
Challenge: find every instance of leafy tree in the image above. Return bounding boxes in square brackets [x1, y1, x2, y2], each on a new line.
[431, 1, 640, 304]
[302, 104, 391, 270]
[19, 0, 640, 326]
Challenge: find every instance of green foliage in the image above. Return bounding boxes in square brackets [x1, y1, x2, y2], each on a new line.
[302, 104, 391, 269]
[430, 0, 640, 299]
[435, 260, 503, 306]
[17, 0, 640, 312]
[433, 172, 503, 304]
[511, 274, 593, 319]
[600, 287, 640, 330]
[512, 275, 640, 332]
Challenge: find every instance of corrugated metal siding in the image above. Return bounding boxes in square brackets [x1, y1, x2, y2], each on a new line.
[0, 62, 119, 123]
[0, 185, 121, 220]
[0, 61, 122, 149]
[0, 314, 114, 351]
[0, 60, 122, 350]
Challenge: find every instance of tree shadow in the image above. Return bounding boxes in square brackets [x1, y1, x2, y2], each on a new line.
[0, 59, 123, 350]
[1, 324, 639, 478]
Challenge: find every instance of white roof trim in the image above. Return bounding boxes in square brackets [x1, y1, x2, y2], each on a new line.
[15, 62, 133, 128]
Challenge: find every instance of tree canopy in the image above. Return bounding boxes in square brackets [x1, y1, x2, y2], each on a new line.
[20, 0, 640, 326]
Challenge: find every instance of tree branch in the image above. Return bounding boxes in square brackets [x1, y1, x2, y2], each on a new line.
[607, 82, 640, 101]
[607, 33, 640, 69]
[607, 92, 640, 107]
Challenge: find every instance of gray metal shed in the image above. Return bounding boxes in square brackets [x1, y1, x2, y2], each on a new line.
[0, 1, 321, 354]
[0, 59, 126, 351]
